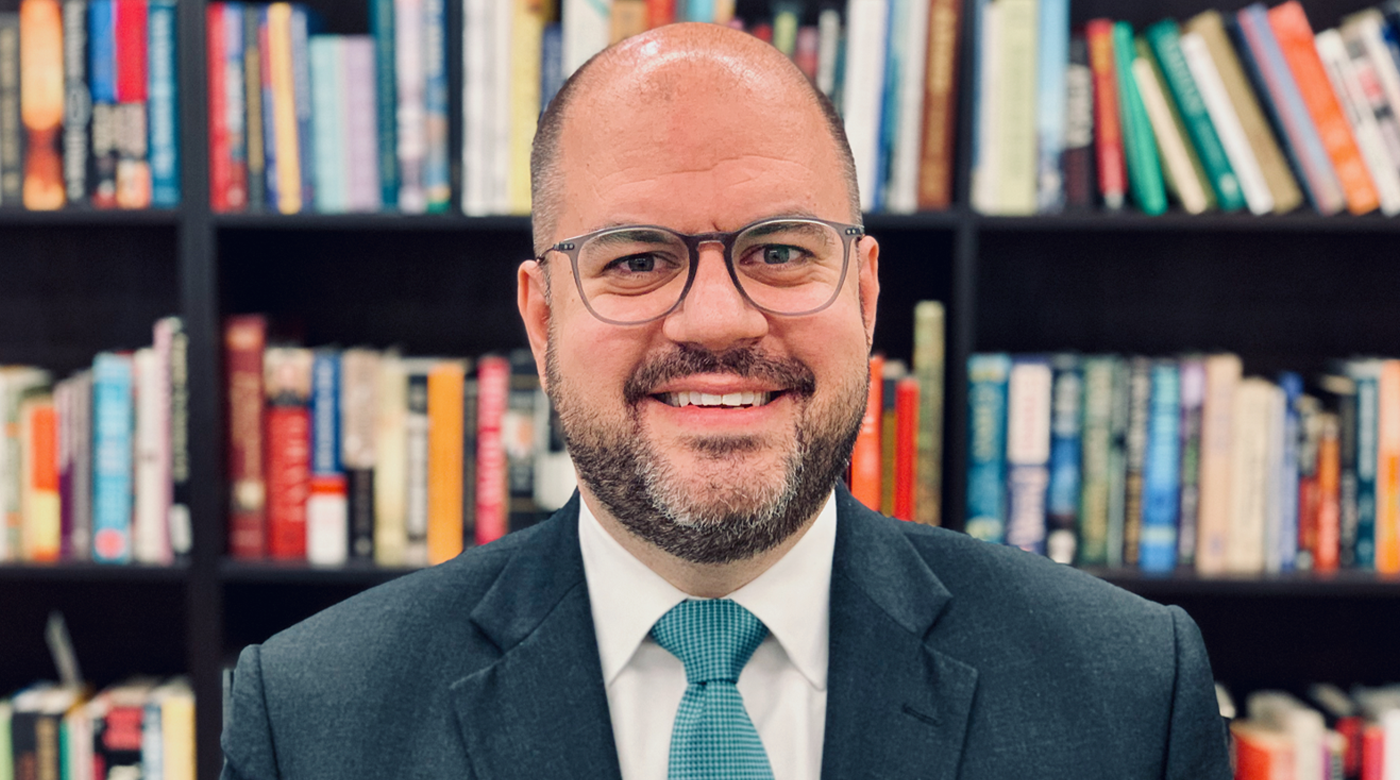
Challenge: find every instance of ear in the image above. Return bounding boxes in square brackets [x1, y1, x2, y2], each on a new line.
[518, 259, 552, 390]
[856, 235, 880, 348]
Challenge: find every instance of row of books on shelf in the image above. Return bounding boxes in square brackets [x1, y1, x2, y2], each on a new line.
[0, 317, 190, 566]
[1226, 683, 1400, 780]
[976, 0, 1400, 217]
[0, 677, 194, 780]
[204, 0, 966, 216]
[0, 0, 180, 211]
[966, 352, 1400, 576]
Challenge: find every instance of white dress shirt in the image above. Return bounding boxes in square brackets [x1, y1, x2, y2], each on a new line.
[577, 492, 837, 780]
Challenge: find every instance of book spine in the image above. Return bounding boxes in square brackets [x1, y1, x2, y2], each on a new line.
[265, 347, 312, 561]
[968, 0, 999, 212]
[505, 350, 544, 530]
[540, 19, 563, 113]
[1316, 412, 1341, 573]
[1122, 357, 1152, 567]
[259, 9, 278, 210]
[1132, 38, 1211, 215]
[1229, 378, 1274, 573]
[341, 37, 379, 212]
[1276, 372, 1303, 572]
[462, 377, 478, 546]
[266, 3, 299, 213]
[893, 376, 918, 521]
[306, 473, 347, 565]
[1197, 354, 1241, 574]
[1341, 21, 1400, 198]
[851, 354, 884, 510]
[994, 0, 1038, 215]
[339, 348, 378, 562]
[966, 353, 1010, 543]
[1176, 31, 1271, 215]
[1086, 19, 1126, 210]
[460, 0, 489, 215]
[1296, 395, 1321, 570]
[1103, 358, 1126, 567]
[113, 0, 150, 209]
[871, 0, 905, 214]
[915, 0, 961, 210]
[92, 352, 133, 563]
[1268, 1, 1379, 215]
[505, 0, 546, 215]
[403, 365, 430, 565]
[1139, 362, 1180, 573]
[422, 0, 449, 212]
[225, 315, 266, 559]
[1352, 361, 1379, 569]
[133, 345, 173, 564]
[427, 360, 465, 564]
[289, 6, 314, 211]
[310, 350, 340, 476]
[1377, 361, 1400, 574]
[842, 0, 889, 214]
[373, 353, 406, 565]
[1177, 357, 1205, 569]
[62, 0, 89, 206]
[146, 0, 176, 207]
[1062, 33, 1095, 209]
[206, 3, 231, 211]
[815, 7, 841, 100]
[912, 301, 944, 526]
[21, 396, 60, 561]
[19, 0, 67, 210]
[216, 1, 250, 204]
[394, 0, 426, 213]
[161, 317, 189, 559]
[308, 35, 343, 213]
[0, 15, 21, 207]
[1335, 376, 1359, 569]
[880, 367, 900, 515]
[71, 370, 93, 560]
[1077, 356, 1115, 565]
[474, 354, 509, 546]
[1112, 21, 1166, 215]
[56, 379, 74, 559]
[371, 0, 396, 208]
[561, 0, 608, 78]
[1045, 355, 1081, 564]
[1032, 0, 1067, 212]
[87, 0, 116, 207]
[1234, 3, 1345, 215]
[242, 4, 263, 211]
[1004, 356, 1051, 555]
[1316, 29, 1400, 216]
[886, 0, 930, 215]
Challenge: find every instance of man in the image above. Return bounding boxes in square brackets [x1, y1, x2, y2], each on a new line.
[222, 23, 1231, 780]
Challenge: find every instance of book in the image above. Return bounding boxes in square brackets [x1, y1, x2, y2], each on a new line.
[88, 0, 116, 207]
[1275, 372, 1303, 573]
[1196, 353, 1240, 574]
[966, 355, 1010, 544]
[1133, 36, 1212, 215]
[1086, 19, 1126, 210]
[206, 4, 243, 212]
[843, 0, 889, 214]
[0, 14, 20, 206]
[92, 352, 133, 563]
[993, 0, 1038, 215]
[1268, 1, 1380, 216]
[1045, 354, 1080, 564]
[1315, 29, 1400, 217]
[340, 348, 378, 562]
[474, 354, 509, 545]
[242, 3, 264, 211]
[1338, 18, 1400, 202]
[308, 35, 345, 213]
[374, 351, 408, 565]
[395, 0, 426, 213]
[893, 376, 918, 521]
[1004, 355, 1051, 555]
[1350, 359, 1380, 569]
[1296, 394, 1321, 570]
[371, 0, 396, 209]
[916, 0, 962, 210]
[2, 366, 50, 560]
[19, 0, 67, 210]
[884, 0, 931, 214]
[401, 361, 430, 562]
[225, 315, 267, 560]
[307, 350, 345, 565]
[1122, 357, 1151, 567]
[1179, 30, 1272, 214]
[265, 346, 312, 561]
[1077, 355, 1117, 565]
[1034, 0, 1068, 213]
[1112, 22, 1166, 216]
[1183, 10, 1303, 215]
[1062, 33, 1095, 209]
[147, 0, 177, 207]
[912, 300, 944, 526]
[1229, 377, 1277, 574]
[851, 354, 884, 510]
[562, 0, 610, 78]
[289, 5, 315, 212]
[341, 36, 380, 213]
[1315, 412, 1341, 573]
[133, 345, 173, 564]
[1377, 360, 1400, 574]
[259, 5, 278, 209]
[880, 360, 901, 514]
[427, 359, 466, 564]
[968, 0, 1000, 212]
[113, 0, 150, 210]
[1177, 357, 1204, 570]
[266, 3, 301, 213]
[506, 0, 550, 215]
[422, 0, 449, 212]
[19, 393, 59, 561]
[61, 0, 89, 206]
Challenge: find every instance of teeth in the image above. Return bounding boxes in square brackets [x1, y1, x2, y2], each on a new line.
[665, 391, 774, 408]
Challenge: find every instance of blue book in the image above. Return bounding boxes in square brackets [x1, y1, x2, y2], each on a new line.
[261, 6, 279, 209]
[309, 35, 345, 213]
[1350, 360, 1381, 568]
[1276, 372, 1302, 572]
[1005, 356, 1052, 556]
[423, 0, 450, 212]
[311, 350, 341, 476]
[290, 6, 317, 211]
[685, 0, 715, 23]
[873, 0, 906, 212]
[1046, 355, 1081, 564]
[1140, 362, 1180, 573]
[148, 0, 179, 207]
[966, 353, 1012, 544]
[540, 23, 563, 114]
[1035, 0, 1070, 212]
[88, 0, 116, 103]
[92, 353, 133, 564]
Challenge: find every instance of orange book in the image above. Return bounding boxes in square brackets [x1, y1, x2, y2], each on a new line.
[645, 0, 674, 27]
[427, 360, 466, 565]
[1315, 413, 1341, 573]
[1375, 360, 1400, 574]
[850, 355, 884, 510]
[19, 0, 65, 210]
[1268, 1, 1380, 215]
[893, 377, 919, 521]
[1231, 721, 1293, 780]
[22, 396, 60, 561]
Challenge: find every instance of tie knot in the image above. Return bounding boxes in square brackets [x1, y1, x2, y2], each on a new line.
[652, 599, 768, 685]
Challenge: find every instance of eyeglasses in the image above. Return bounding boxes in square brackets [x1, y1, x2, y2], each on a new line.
[538, 217, 865, 326]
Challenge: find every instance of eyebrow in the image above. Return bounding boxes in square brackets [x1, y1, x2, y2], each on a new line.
[583, 211, 828, 234]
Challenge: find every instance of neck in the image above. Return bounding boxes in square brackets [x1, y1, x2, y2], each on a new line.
[579, 487, 820, 598]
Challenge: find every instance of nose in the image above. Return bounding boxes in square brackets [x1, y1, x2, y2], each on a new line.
[660, 242, 769, 351]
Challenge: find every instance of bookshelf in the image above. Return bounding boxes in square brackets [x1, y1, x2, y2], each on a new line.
[2, 0, 1400, 777]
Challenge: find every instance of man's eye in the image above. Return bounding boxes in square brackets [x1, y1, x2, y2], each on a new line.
[611, 254, 660, 273]
[760, 246, 804, 265]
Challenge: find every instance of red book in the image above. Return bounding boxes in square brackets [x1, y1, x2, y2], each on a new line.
[893, 377, 919, 521]
[225, 315, 267, 559]
[1086, 19, 1126, 210]
[1268, 1, 1379, 215]
[850, 355, 884, 511]
[264, 347, 312, 560]
[1231, 721, 1293, 780]
[206, 4, 234, 213]
[1362, 723, 1383, 780]
[645, 0, 673, 27]
[751, 23, 772, 45]
[474, 355, 510, 546]
[114, 0, 147, 103]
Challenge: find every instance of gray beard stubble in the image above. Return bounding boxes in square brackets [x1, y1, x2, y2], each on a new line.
[546, 340, 865, 564]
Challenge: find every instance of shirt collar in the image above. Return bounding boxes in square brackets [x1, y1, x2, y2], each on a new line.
[578, 491, 836, 692]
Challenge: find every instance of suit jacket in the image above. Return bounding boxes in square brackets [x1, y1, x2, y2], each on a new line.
[221, 487, 1231, 779]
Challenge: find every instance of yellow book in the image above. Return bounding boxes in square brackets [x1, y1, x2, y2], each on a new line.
[374, 353, 408, 566]
[427, 361, 467, 565]
[156, 677, 196, 780]
[267, 3, 302, 214]
[506, 0, 552, 214]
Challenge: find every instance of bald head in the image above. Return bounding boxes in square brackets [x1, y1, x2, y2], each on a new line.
[529, 23, 860, 257]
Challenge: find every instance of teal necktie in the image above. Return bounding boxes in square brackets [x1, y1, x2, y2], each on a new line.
[651, 599, 775, 780]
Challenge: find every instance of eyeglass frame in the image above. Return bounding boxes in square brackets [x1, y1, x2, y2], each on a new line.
[536, 216, 867, 327]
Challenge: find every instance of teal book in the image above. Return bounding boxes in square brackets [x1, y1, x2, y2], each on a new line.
[371, 0, 397, 208]
[1349, 360, 1380, 568]
[1045, 354, 1081, 563]
[309, 35, 346, 213]
[1144, 19, 1246, 211]
[1140, 361, 1180, 573]
[1112, 22, 1167, 215]
[966, 353, 1012, 544]
[148, 0, 180, 207]
[93, 352, 134, 563]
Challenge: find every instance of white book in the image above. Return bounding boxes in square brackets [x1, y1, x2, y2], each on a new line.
[1180, 31, 1274, 215]
[532, 388, 575, 511]
[970, 0, 1001, 213]
[562, 0, 610, 79]
[1132, 56, 1210, 214]
[994, 0, 1038, 215]
[1384, 708, 1400, 780]
[490, 0, 514, 214]
[1340, 23, 1400, 184]
[63, 700, 94, 780]
[1197, 354, 1240, 574]
[1004, 358, 1052, 553]
[462, 0, 492, 215]
[842, 0, 890, 214]
[342, 37, 382, 213]
[1317, 29, 1400, 216]
[1228, 378, 1275, 574]
[886, 0, 930, 214]
[1344, 11, 1400, 177]
[1263, 377, 1286, 574]
[133, 347, 173, 565]
[374, 352, 408, 566]
[816, 8, 841, 99]
[1248, 692, 1326, 780]
[395, 0, 428, 213]
[403, 359, 435, 567]
[306, 480, 349, 565]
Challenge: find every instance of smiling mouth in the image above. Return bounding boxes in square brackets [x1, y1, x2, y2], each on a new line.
[657, 390, 783, 408]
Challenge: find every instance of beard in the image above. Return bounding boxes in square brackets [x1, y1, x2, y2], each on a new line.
[546, 339, 867, 564]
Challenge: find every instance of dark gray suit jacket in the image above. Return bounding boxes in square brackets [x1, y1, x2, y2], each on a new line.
[221, 487, 1231, 779]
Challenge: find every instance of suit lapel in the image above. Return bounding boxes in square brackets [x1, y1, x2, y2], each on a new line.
[821, 487, 979, 780]
[448, 496, 623, 780]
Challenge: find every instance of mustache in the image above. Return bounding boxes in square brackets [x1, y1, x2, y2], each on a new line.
[623, 345, 818, 406]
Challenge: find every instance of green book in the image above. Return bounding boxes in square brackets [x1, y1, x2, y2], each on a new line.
[1136, 36, 1217, 212]
[1078, 356, 1117, 566]
[1112, 22, 1168, 215]
[1143, 19, 1246, 211]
